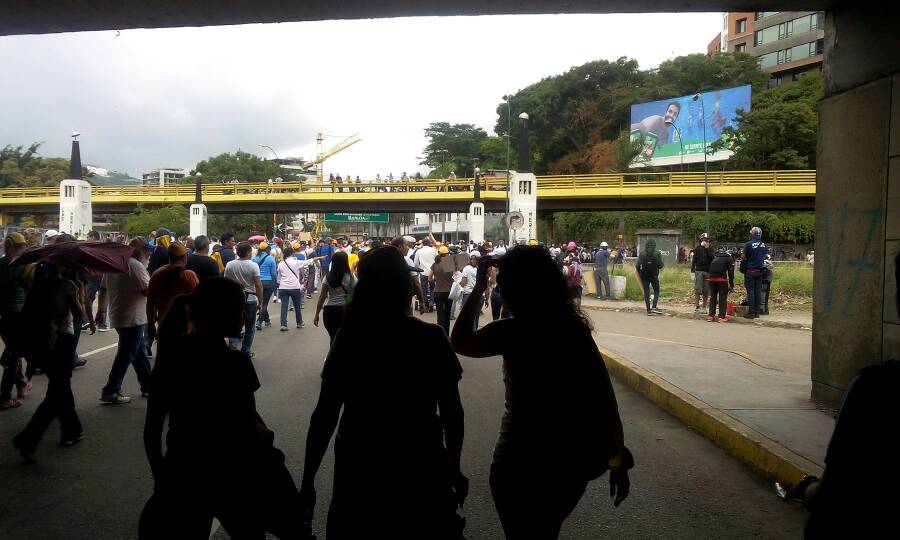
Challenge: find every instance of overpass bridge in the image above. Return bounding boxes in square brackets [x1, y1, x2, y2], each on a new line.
[0, 170, 815, 216]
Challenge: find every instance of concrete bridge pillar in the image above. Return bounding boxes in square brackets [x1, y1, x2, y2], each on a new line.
[58, 139, 91, 238]
[469, 202, 484, 244]
[811, 2, 900, 406]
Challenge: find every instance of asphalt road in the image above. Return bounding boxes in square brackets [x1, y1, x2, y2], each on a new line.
[0, 301, 809, 539]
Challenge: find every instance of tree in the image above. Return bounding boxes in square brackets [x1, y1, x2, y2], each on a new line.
[1, 142, 89, 187]
[185, 150, 299, 184]
[113, 204, 189, 237]
[711, 72, 821, 169]
[420, 123, 490, 177]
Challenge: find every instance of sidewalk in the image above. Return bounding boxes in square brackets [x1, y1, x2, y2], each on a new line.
[589, 307, 830, 486]
[582, 295, 813, 330]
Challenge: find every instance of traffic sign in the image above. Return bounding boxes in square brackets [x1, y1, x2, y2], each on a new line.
[324, 212, 389, 223]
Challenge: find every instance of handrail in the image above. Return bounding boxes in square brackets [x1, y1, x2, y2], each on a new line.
[0, 170, 816, 199]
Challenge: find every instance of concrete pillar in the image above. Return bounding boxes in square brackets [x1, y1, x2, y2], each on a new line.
[189, 204, 208, 238]
[811, 2, 900, 406]
[508, 172, 537, 244]
[59, 179, 92, 238]
[469, 202, 485, 244]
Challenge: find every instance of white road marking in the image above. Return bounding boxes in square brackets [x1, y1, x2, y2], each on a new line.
[78, 343, 118, 358]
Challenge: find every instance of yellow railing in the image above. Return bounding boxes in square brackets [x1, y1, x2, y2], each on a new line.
[0, 170, 815, 201]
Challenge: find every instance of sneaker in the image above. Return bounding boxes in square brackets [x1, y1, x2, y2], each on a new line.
[718, 317, 728, 323]
[98, 325, 110, 332]
[73, 358, 87, 369]
[255, 323, 262, 331]
[651, 308, 664, 314]
[60, 434, 85, 446]
[297, 322, 305, 329]
[280, 326, 289, 331]
[81, 321, 91, 332]
[264, 322, 272, 328]
[100, 393, 132, 405]
[17, 381, 32, 399]
[646, 311, 654, 316]
[743, 313, 757, 319]
[706, 315, 715, 322]
[0, 398, 23, 410]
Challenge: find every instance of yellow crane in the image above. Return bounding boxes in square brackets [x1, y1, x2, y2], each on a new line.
[309, 132, 361, 184]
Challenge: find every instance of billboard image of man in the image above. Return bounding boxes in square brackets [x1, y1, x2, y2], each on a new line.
[630, 101, 680, 159]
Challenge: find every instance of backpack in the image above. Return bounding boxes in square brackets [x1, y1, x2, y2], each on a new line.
[566, 260, 583, 288]
[640, 253, 659, 277]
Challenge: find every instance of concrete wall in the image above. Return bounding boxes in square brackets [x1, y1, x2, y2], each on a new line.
[811, 3, 900, 406]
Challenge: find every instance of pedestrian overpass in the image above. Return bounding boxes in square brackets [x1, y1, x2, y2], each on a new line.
[0, 170, 815, 216]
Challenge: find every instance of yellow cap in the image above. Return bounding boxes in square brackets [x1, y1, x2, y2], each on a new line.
[292, 243, 301, 250]
[259, 242, 269, 250]
[438, 246, 449, 255]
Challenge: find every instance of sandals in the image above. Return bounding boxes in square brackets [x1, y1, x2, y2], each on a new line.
[0, 398, 23, 410]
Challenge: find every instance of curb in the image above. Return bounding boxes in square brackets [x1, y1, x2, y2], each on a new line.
[599, 346, 824, 485]
[582, 303, 811, 331]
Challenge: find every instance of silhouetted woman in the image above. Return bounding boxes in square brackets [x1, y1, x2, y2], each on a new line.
[451, 246, 633, 540]
[313, 250, 354, 343]
[13, 262, 91, 462]
[299, 246, 467, 539]
[141, 277, 298, 539]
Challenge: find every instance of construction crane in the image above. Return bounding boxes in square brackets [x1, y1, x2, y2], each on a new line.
[272, 132, 360, 183]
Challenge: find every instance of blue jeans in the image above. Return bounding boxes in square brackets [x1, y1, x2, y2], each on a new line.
[228, 298, 258, 354]
[258, 280, 277, 325]
[279, 289, 303, 327]
[745, 272, 763, 315]
[102, 324, 152, 395]
[594, 271, 611, 298]
[641, 275, 660, 311]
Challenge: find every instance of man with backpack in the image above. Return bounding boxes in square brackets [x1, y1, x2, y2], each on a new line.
[740, 227, 768, 319]
[146, 243, 199, 359]
[691, 233, 714, 311]
[637, 239, 664, 315]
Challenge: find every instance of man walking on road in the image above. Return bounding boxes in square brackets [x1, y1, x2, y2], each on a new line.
[97, 240, 153, 404]
[741, 227, 768, 319]
[414, 238, 438, 312]
[185, 235, 220, 280]
[637, 239, 664, 315]
[691, 233, 713, 311]
[224, 241, 264, 356]
[593, 241, 612, 299]
[706, 247, 735, 322]
[146, 243, 199, 354]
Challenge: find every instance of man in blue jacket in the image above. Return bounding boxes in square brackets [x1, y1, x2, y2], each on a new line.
[742, 227, 768, 319]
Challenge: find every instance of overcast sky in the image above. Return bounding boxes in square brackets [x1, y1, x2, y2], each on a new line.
[0, 13, 720, 179]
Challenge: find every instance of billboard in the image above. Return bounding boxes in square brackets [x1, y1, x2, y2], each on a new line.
[628, 84, 751, 168]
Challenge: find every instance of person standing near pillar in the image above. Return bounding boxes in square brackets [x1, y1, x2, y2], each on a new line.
[691, 233, 713, 312]
[593, 242, 612, 300]
[740, 227, 767, 319]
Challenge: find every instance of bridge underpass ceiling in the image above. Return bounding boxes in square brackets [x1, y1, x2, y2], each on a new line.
[3, 1, 835, 36]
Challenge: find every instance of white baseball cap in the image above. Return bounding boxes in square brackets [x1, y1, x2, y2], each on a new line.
[44, 229, 60, 238]
[600, 241, 608, 247]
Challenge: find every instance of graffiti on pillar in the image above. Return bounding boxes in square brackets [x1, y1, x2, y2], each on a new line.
[819, 203, 882, 316]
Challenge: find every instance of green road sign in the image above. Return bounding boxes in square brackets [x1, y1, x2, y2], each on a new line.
[324, 212, 389, 223]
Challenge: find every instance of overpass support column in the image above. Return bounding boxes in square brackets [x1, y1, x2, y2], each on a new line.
[812, 3, 900, 406]
[190, 204, 208, 238]
[469, 202, 485, 244]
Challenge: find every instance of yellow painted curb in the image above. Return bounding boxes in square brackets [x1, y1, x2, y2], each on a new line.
[600, 346, 824, 485]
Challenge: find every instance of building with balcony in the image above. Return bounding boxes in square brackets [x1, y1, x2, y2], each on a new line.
[708, 11, 825, 88]
[142, 168, 186, 186]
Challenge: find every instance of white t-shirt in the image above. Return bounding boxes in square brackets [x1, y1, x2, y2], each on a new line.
[461, 264, 477, 294]
[101, 257, 150, 328]
[414, 246, 438, 277]
[491, 246, 508, 257]
[224, 258, 260, 297]
[277, 258, 316, 290]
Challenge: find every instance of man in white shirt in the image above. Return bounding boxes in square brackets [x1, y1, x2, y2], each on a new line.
[391, 236, 426, 315]
[275, 246, 324, 330]
[224, 241, 264, 356]
[97, 246, 151, 404]
[413, 238, 438, 311]
[491, 239, 508, 257]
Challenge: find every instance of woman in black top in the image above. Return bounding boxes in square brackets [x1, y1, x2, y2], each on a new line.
[452, 246, 632, 540]
[142, 277, 298, 539]
[299, 246, 467, 539]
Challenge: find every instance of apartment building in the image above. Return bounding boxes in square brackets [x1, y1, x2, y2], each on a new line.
[708, 11, 825, 88]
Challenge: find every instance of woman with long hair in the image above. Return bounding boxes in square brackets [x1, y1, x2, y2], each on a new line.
[313, 250, 354, 343]
[13, 262, 92, 461]
[141, 277, 298, 538]
[451, 246, 632, 540]
[299, 246, 467, 539]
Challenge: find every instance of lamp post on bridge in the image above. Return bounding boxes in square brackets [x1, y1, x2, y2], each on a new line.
[692, 93, 710, 235]
[664, 118, 685, 173]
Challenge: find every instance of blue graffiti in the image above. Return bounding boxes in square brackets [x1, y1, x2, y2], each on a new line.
[820, 203, 882, 316]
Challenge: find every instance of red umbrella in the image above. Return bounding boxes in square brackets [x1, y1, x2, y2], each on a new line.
[11, 241, 133, 276]
[248, 235, 266, 242]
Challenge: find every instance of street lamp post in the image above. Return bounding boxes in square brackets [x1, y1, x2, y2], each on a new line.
[692, 93, 709, 234]
[257, 144, 279, 161]
[258, 144, 280, 239]
[664, 119, 684, 172]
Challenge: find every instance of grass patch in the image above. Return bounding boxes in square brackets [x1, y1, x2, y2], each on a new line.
[607, 263, 814, 309]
